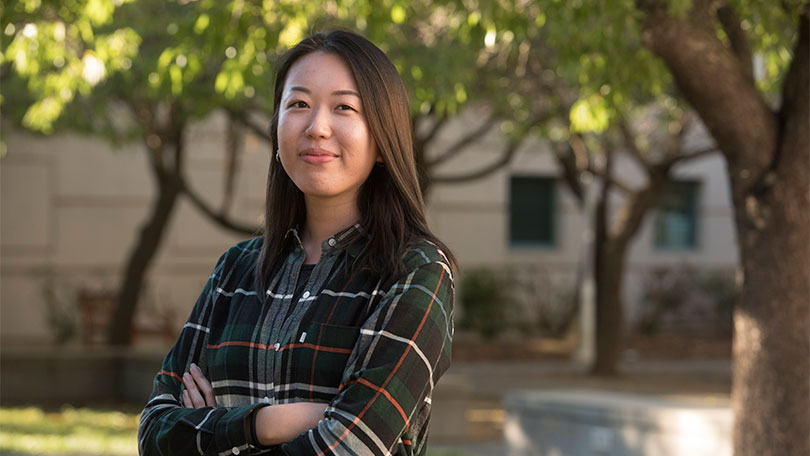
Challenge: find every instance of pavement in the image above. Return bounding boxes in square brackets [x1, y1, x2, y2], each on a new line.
[427, 359, 732, 456]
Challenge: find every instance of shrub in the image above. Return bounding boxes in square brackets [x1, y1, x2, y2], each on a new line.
[458, 268, 515, 339]
[638, 266, 737, 336]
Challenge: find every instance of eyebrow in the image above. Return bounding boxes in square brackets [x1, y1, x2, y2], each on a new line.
[288, 86, 361, 98]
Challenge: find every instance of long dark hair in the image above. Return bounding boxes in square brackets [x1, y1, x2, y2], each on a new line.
[255, 29, 455, 292]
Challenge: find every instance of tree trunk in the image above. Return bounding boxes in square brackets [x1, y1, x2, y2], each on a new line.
[594, 241, 628, 375]
[591, 152, 622, 375]
[731, 140, 810, 455]
[593, 201, 626, 375]
[108, 171, 182, 345]
[730, 16, 809, 452]
[638, 3, 809, 454]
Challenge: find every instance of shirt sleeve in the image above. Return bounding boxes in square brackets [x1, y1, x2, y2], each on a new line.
[279, 258, 455, 455]
[137, 249, 269, 456]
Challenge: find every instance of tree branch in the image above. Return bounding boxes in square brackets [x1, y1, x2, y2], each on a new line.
[432, 137, 523, 184]
[430, 111, 557, 184]
[717, 4, 754, 83]
[221, 112, 244, 215]
[551, 142, 584, 204]
[611, 178, 668, 247]
[618, 117, 652, 170]
[779, 8, 809, 120]
[637, 0, 777, 194]
[413, 113, 448, 153]
[179, 176, 260, 235]
[230, 109, 272, 143]
[587, 163, 636, 196]
[741, 7, 810, 197]
[127, 100, 164, 176]
[426, 112, 498, 167]
[168, 101, 184, 172]
[662, 144, 719, 167]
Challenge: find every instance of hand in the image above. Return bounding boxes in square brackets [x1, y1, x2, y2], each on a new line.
[181, 363, 217, 408]
[254, 402, 329, 446]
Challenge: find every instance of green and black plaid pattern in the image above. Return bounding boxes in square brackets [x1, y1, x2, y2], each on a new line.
[138, 225, 454, 456]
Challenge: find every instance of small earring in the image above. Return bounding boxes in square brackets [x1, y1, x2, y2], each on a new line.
[275, 151, 280, 162]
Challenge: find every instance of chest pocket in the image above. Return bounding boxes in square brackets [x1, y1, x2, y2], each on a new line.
[289, 322, 360, 397]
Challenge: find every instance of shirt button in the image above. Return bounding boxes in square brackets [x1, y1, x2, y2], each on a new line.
[263, 396, 270, 404]
[232, 447, 240, 455]
[327, 238, 336, 247]
[274, 343, 280, 351]
[302, 291, 310, 299]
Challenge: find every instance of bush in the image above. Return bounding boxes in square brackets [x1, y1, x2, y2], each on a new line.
[638, 266, 737, 336]
[458, 268, 515, 339]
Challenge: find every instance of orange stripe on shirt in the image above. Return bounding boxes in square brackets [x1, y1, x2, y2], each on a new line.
[311, 274, 357, 399]
[280, 342, 353, 354]
[207, 340, 271, 350]
[315, 267, 445, 455]
[207, 340, 353, 354]
[357, 378, 409, 425]
[158, 369, 182, 380]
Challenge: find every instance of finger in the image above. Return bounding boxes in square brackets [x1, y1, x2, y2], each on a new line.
[182, 389, 191, 408]
[183, 372, 206, 408]
[190, 363, 217, 407]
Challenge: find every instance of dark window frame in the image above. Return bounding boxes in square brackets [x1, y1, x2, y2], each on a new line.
[653, 179, 701, 251]
[509, 175, 557, 248]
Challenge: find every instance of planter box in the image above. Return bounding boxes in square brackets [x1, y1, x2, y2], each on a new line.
[0, 347, 163, 406]
[505, 389, 731, 456]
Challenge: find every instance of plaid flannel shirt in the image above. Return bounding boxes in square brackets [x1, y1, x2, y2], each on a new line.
[137, 224, 454, 456]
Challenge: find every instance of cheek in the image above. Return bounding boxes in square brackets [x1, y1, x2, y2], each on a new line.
[346, 124, 375, 160]
[277, 114, 299, 144]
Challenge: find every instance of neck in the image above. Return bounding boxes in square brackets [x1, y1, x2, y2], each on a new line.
[301, 196, 360, 264]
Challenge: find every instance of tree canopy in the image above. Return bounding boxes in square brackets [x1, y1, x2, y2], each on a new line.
[4, 0, 801, 141]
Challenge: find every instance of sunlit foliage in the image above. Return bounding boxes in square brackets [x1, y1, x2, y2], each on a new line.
[2, 0, 801, 140]
[0, 406, 470, 455]
[0, 406, 139, 455]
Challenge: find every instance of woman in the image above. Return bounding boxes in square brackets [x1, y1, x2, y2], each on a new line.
[138, 29, 455, 456]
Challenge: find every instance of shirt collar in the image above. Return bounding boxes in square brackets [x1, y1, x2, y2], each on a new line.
[286, 223, 365, 257]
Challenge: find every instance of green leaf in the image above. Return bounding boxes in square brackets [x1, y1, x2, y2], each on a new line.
[194, 14, 210, 34]
[169, 65, 182, 95]
[84, 0, 115, 26]
[570, 95, 610, 133]
[391, 5, 406, 24]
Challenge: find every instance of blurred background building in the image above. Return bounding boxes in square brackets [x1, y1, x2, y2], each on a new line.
[0, 108, 737, 349]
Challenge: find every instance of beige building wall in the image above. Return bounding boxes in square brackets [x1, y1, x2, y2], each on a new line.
[0, 109, 738, 346]
[424, 111, 738, 324]
[1, 111, 268, 346]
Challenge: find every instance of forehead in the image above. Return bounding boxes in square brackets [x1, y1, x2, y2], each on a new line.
[283, 51, 358, 94]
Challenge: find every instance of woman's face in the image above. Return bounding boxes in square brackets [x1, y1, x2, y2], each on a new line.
[277, 51, 378, 206]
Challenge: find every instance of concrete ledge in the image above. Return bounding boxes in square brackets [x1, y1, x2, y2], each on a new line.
[0, 348, 473, 442]
[430, 373, 473, 441]
[505, 389, 731, 456]
[0, 347, 164, 406]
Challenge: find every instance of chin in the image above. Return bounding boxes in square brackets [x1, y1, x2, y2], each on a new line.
[298, 186, 344, 199]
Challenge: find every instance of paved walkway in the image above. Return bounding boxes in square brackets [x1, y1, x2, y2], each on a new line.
[428, 359, 732, 455]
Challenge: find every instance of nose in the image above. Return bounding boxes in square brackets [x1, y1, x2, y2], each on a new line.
[305, 107, 331, 139]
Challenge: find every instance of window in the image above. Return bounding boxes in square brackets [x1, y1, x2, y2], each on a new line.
[510, 176, 555, 246]
[654, 180, 700, 250]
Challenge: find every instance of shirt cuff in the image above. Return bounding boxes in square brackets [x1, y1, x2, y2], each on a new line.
[212, 403, 271, 455]
[248, 403, 274, 450]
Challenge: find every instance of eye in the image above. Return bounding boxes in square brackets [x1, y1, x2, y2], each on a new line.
[287, 100, 308, 109]
[336, 104, 357, 112]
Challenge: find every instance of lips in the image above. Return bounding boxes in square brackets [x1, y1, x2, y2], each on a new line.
[300, 147, 338, 164]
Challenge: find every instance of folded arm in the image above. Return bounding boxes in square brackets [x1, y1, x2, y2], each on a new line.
[275, 259, 454, 455]
[137, 249, 267, 456]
